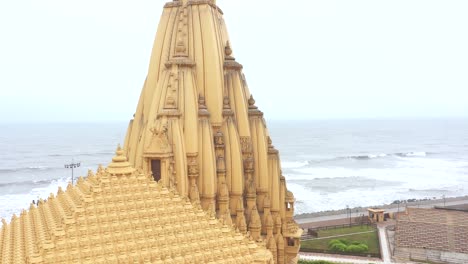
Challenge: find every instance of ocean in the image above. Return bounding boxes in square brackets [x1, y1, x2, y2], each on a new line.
[1, 119, 467, 223]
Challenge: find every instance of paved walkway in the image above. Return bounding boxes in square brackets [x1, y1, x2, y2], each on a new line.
[378, 226, 392, 263]
[302, 230, 375, 242]
[300, 252, 384, 264]
[296, 198, 468, 225]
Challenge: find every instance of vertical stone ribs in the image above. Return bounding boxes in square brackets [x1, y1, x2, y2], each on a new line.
[122, 1, 303, 263]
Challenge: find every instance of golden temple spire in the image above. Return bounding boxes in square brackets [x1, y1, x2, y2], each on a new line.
[107, 145, 135, 176]
[121, 0, 302, 262]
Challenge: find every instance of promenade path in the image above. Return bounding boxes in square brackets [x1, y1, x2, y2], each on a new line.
[296, 198, 468, 264]
[300, 252, 385, 264]
[378, 225, 391, 263]
[302, 230, 374, 242]
[295, 198, 468, 225]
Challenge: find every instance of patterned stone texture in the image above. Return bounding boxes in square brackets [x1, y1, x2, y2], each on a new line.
[394, 208, 468, 264]
[0, 149, 273, 264]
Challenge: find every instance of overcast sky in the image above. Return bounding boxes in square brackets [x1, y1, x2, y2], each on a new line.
[1, 0, 467, 123]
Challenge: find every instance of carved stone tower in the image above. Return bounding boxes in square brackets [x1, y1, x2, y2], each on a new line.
[124, 0, 302, 262]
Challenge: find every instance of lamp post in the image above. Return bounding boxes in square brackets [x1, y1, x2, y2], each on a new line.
[346, 205, 351, 226]
[65, 160, 81, 185]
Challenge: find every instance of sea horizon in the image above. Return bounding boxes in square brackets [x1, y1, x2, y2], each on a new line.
[1, 118, 468, 222]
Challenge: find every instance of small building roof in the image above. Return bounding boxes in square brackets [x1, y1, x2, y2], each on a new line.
[368, 208, 386, 213]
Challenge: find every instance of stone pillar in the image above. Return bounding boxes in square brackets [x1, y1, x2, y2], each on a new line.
[187, 154, 200, 203]
[249, 206, 261, 241]
[274, 215, 285, 264]
[214, 129, 230, 218]
[262, 195, 272, 236]
[246, 179, 257, 224]
[236, 198, 248, 234]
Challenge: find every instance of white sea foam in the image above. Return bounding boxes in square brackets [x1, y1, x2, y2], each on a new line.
[403, 151, 427, 157]
[286, 157, 468, 214]
[0, 177, 71, 226]
[368, 153, 387, 158]
[2, 121, 468, 219]
[280, 161, 308, 169]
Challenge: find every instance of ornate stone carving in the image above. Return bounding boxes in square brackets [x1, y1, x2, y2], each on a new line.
[169, 159, 177, 188]
[222, 96, 234, 117]
[248, 95, 264, 117]
[246, 179, 257, 199]
[248, 95, 256, 109]
[187, 0, 222, 14]
[198, 95, 210, 117]
[243, 155, 254, 172]
[214, 130, 225, 147]
[240, 137, 252, 154]
[236, 199, 248, 234]
[225, 41, 233, 57]
[175, 40, 186, 54]
[268, 136, 279, 155]
[249, 206, 261, 241]
[174, 7, 188, 58]
[164, 75, 178, 110]
[223, 41, 244, 69]
[216, 155, 226, 174]
[224, 60, 243, 70]
[146, 124, 170, 153]
[164, 1, 182, 8]
[165, 58, 196, 68]
[187, 156, 199, 177]
[189, 182, 201, 202]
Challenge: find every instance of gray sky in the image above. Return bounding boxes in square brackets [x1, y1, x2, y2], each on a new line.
[1, 0, 467, 123]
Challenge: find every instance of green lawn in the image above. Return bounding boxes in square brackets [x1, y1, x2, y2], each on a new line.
[318, 225, 375, 237]
[301, 225, 380, 256]
[298, 260, 338, 264]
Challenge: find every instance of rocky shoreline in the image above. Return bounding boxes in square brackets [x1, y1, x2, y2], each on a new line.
[294, 195, 468, 219]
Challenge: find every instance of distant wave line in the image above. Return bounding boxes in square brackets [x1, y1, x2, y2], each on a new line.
[0, 162, 106, 174]
[48, 152, 114, 157]
[0, 179, 53, 188]
[281, 151, 433, 169]
[308, 151, 431, 163]
[0, 166, 59, 174]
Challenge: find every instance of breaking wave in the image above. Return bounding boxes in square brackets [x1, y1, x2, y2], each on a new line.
[48, 152, 114, 157]
[0, 179, 52, 188]
[281, 152, 432, 170]
[0, 166, 57, 174]
[343, 151, 428, 160]
[305, 151, 431, 164]
[0, 176, 71, 224]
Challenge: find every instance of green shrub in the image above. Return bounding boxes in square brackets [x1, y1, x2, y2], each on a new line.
[327, 239, 342, 247]
[338, 239, 349, 244]
[326, 238, 369, 253]
[329, 242, 347, 252]
[346, 244, 368, 253]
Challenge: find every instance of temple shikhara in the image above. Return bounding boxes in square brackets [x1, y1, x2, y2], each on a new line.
[0, 0, 301, 263]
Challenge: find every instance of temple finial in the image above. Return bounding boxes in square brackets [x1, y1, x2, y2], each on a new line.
[225, 41, 233, 56]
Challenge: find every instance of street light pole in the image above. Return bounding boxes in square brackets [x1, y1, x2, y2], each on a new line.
[346, 205, 351, 226]
[65, 160, 81, 185]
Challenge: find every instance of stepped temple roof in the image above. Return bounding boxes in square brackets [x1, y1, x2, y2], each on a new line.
[0, 148, 273, 263]
[1, 0, 302, 263]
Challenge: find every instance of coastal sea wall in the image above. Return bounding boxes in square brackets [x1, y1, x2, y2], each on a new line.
[294, 195, 468, 219]
[395, 247, 468, 264]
